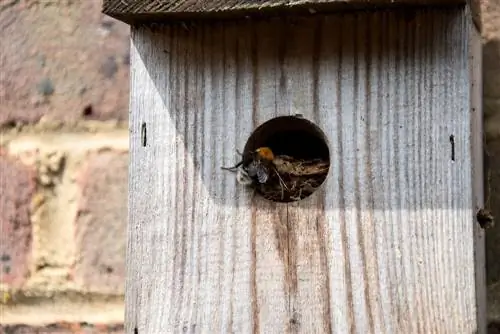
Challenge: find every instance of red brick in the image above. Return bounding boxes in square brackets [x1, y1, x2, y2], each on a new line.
[0, 323, 124, 334]
[0, 0, 130, 127]
[0, 150, 36, 288]
[484, 38, 500, 101]
[73, 151, 128, 294]
[489, 322, 500, 334]
[487, 139, 500, 284]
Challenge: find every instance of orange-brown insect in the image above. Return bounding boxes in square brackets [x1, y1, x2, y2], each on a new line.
[222, 147, 276, 185]
[222, 147, 291, 200]
[246, 147, 275, 184]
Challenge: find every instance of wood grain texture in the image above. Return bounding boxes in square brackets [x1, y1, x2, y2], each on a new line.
[126, 8, 484, 334]
[102, 0, 480, 27]
[103, 0, 465, 14]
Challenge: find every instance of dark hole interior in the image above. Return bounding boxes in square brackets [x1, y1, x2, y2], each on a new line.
[242, 116, 330, 202]
[243, 116, 329, 161]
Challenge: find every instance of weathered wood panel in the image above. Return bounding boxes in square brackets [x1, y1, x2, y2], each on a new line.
[102, 0, 480, 30]
[126, 8, 483, 334]
[103, 0, 465, 15]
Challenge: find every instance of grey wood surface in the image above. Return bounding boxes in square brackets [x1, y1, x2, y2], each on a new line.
[126, 8, 484, 334]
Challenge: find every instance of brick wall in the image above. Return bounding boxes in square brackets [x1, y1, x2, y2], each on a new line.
[1, 0, 500, 333]
[1, 0, 128, 333]
[483, 0, 500, 326]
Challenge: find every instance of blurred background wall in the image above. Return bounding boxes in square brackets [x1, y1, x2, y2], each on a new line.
[1, 0, 128, 332]
[484, 0, 500, 330]
[0, 0, 499, 333]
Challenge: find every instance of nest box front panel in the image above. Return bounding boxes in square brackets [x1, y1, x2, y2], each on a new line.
[128, 7, 480, 333]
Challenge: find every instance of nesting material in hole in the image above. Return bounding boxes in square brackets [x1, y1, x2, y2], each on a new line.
[224, 115, 330, 203]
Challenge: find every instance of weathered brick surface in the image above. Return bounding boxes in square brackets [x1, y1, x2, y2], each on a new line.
[483, 0, 500, 139]
[490, 322, 500, 334]
[482, 0, 500, 321]
[0, 149, 36, 288]
[486, 141, 500, 282]
[73, 150, 128, 294]
[0, 0, 130, 127]
[0, 323, 124, 334]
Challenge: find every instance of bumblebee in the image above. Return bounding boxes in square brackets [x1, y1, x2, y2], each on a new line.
[245, 147, 275, 184]
[222, 147, 275, 186]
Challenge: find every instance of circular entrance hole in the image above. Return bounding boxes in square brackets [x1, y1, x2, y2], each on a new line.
[243, 116, 330, 203]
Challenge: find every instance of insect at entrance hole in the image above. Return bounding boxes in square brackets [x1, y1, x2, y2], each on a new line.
[242, 115, 330, 203]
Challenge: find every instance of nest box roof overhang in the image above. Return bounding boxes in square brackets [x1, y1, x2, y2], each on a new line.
[102, 0, 481, 30]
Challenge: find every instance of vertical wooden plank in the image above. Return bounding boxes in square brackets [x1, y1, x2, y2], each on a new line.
[127, 8, 482, 334]
[219, 21, 248, 334]
[249, 19, 291, 334]
[315, 14, 356, 334]
[283, 16, 332, 334]
[228, 20, 259, 334]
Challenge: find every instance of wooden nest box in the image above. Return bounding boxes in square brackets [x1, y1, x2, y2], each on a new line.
[103, 0, 486, 333]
